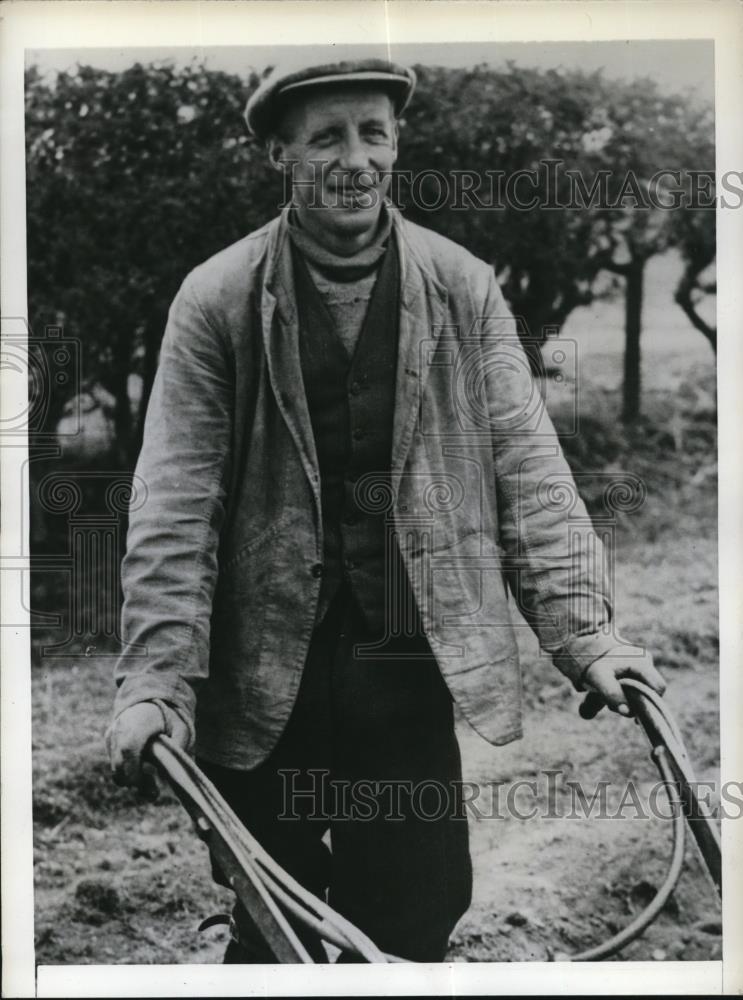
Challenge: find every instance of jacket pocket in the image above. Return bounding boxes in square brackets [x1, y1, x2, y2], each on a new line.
[219, 513, 290, 576]
[210, 522, 289, 692]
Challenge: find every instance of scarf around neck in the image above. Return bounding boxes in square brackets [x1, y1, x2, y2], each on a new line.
[287, 202, 393, 282]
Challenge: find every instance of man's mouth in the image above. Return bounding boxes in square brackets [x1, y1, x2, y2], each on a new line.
[325, 172, 382, 210]
[328, 186, 379, 209]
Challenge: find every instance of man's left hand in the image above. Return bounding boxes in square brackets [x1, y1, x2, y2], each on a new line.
[579, 647, 666, 719]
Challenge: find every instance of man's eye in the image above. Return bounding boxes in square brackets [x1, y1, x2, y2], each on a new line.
[311, 131, 337, 145]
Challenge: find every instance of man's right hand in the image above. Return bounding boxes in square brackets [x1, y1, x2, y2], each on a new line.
[106, 702, 192, 795]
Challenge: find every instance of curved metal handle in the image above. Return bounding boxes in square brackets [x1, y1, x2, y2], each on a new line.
[563, 680, 721, 962]
[622, 679, 721, 894]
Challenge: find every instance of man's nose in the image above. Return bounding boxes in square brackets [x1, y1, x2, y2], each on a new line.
[337, 130, 371, 172]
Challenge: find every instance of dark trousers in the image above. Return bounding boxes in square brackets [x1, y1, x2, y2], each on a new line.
[199, 589, 472, 963]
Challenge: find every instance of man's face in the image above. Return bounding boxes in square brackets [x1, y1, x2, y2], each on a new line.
[268, 86, 399, 240]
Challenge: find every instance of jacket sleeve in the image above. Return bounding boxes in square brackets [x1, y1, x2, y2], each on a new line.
[480, 268, 622, 688]
[111, 274, 234, 728]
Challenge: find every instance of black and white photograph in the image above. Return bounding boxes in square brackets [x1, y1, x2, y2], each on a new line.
[2, 1, 742, 995]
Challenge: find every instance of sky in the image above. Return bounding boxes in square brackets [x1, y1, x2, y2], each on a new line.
[27, 40, 714, 105]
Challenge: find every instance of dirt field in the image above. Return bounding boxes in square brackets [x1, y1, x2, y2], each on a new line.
[32, 253, 721, 966]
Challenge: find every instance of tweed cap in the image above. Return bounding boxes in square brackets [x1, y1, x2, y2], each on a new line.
[244, 55, 416, 139]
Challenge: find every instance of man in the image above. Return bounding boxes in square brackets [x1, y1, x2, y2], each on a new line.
[107, 55, 665, 963]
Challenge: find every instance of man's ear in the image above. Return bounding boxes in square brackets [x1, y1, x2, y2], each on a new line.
[266, 135, 286, 172]
[391, 120, 400, 161]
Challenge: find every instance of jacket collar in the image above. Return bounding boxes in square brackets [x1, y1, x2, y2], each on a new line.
[260, 206, 320, 511]
[260, 202, 449, 499]
[387, 204, 449, 493]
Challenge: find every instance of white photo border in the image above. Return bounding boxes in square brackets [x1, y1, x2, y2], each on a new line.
[2, 1, 741, 996]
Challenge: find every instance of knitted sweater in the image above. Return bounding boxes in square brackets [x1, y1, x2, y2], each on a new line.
[287, 205, 393, 358]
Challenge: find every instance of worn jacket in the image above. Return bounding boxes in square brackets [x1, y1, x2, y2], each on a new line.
[113, 203, 619, 769]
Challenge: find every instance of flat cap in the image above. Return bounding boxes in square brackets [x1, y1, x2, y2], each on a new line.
[244, 55, 416, 140]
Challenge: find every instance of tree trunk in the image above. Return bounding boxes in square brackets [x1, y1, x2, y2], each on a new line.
[621, 260, 645, 424]
[675, 263, 717, 353]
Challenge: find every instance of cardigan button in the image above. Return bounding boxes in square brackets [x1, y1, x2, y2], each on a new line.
[310, 563, 323, 578]
[350, 381, 362, 396]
